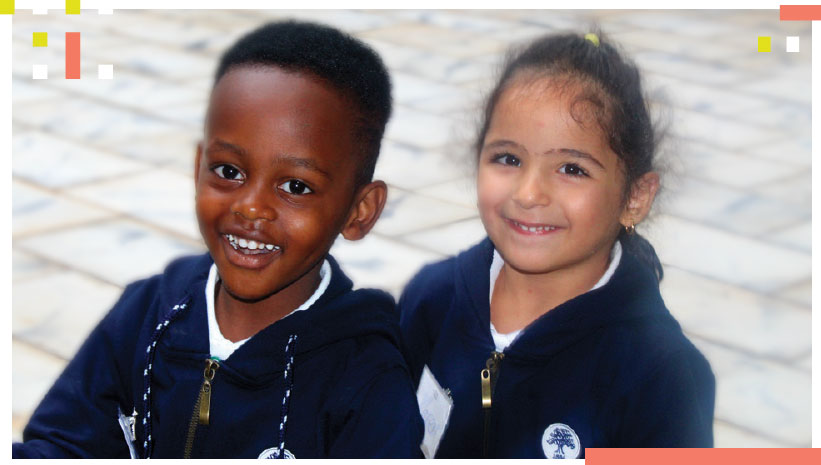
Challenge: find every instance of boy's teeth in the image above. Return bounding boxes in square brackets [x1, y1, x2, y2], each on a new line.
[224, 234, 280, 251]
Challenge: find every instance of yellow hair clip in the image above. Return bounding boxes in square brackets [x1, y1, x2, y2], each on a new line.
[584, 33, 600, 47]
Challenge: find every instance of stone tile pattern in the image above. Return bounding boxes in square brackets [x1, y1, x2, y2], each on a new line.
[11, 9, 810, 448]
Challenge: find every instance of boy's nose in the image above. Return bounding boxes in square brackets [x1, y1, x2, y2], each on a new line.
[512, 169, 550, 209]
[231, 188, 277, 227]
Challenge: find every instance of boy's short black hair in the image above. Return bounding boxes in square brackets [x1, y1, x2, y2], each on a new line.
[214, 20, 392, 187]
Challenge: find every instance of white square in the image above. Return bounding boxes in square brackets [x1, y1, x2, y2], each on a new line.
[32, 9, 48, 15]
[786, 36, 800, 53]
[32, 64, 48, 80]
[98, 9, 114, 15]
[98, 64, 114, 80]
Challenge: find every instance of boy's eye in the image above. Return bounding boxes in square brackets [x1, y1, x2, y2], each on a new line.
[278, 179, 313, 195]
[214, 164, 244, 181]
[558, 163, 588, 177]
[492, 153, 521, 167]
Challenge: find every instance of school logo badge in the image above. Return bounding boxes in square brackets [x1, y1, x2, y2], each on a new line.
[541, 423, 580, 459]
[257, 447, 295, 459]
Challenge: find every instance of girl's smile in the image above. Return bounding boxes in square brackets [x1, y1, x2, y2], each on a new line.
[477, 77, 630, 284]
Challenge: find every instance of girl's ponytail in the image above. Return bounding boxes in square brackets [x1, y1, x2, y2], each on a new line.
[620, 231, 663, 283]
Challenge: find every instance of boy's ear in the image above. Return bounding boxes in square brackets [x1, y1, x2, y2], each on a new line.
[341, 181, 388, 241]
[194, 142, 204, 185]
[619, 172, 659, 229]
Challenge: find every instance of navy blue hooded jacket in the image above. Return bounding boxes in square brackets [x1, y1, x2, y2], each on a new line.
[14, 253, 424, 458]
[399, 238, 715, 458]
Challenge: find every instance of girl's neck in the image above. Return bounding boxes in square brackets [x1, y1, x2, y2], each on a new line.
[490, 246, 613, 334]
[215, 261, 323, 342]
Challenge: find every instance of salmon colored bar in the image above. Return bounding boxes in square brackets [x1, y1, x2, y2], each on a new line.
[586, 448, 821, 465]
[65, 32, 80, 79]
[780, 5, 821, 20]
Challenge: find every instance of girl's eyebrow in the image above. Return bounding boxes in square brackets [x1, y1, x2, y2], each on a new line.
[483, 139, 527, 153]
[548, 148, 605, 170]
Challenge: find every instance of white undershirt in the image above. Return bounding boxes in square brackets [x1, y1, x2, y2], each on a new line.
[489, 241, 622, 352]
[205, 260, 332, 360]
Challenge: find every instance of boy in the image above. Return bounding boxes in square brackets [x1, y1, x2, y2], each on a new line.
[13, 21, 423, 458]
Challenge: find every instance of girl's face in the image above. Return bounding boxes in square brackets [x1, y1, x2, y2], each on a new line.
[477, 79, 633, 277]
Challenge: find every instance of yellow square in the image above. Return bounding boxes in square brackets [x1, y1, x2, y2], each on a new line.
[1, 0, 14, 15]
[66, 0, 80, 14]
[758, 36, 771, 53]
[32, 32, 48, 47]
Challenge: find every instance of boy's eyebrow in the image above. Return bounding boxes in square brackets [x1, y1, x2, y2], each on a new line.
[207, 139, 248, 158]
[277, 155, 333, 180]
[206, 139, 332, 179]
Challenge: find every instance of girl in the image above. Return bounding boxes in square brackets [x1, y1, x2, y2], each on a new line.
[399, 32, 715, 458]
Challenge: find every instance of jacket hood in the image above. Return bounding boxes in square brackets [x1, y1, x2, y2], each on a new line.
[454, 238, 675, 361]
[153, 253, 398, 383]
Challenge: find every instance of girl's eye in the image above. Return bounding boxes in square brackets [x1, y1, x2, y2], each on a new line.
[492, 153, 521, 167]
[559, 163, 588, 177]
[278, 179, 313, 195]
[214, 164, 244, 181]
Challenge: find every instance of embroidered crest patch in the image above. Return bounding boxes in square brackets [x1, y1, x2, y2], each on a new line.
[541, 423, 580, 459]
[257, 447, 295, 459]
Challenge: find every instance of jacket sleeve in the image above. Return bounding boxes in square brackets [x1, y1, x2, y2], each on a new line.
[12, 280, 154, 458]
[398, 262, 453, 386]
[615, 348, 716, 447]
[326, 365, 424, 458]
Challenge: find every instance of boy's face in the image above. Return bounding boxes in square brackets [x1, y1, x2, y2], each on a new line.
[195, 66, 365, 302]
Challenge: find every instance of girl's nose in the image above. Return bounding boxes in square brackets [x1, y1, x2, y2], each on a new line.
[512, 169, 550, 209]
[231, 185, 276, 228]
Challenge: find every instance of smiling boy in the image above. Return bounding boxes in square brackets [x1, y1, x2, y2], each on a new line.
[13, 21, 423, 458]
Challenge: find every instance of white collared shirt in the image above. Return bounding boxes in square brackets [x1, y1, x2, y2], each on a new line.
[489, 241, 623, 352]
[205, 260, 332, 360]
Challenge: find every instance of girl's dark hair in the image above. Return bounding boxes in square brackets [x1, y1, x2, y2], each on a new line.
[476, 31, 663, 281]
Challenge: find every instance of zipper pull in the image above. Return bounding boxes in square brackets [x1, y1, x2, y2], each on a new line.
[198, 358, 219, 425]
[481, 351, 504, 409]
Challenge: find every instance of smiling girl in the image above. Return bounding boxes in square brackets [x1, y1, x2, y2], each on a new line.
[399, 32, 715, 458]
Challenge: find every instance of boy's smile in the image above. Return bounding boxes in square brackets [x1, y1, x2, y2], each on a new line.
[195, 66, 362, 305]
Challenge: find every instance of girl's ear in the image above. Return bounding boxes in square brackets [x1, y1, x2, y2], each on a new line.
[619, 172, 659, 229]
[341, 181, 388, 241]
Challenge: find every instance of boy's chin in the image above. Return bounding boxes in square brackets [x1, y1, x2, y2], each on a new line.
[220, 280, 284, 304]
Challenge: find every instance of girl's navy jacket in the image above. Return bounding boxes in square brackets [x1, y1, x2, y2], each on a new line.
[14, 254, 424, 458]
[399, 238, 715, 458]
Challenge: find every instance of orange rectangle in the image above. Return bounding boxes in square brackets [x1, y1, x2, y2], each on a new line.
[65, 32, 80, 79]
[780, 5, 821, 20]
[586, 448, 821, 465]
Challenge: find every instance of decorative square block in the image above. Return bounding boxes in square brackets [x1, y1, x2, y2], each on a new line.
[786, 36, 800, 53]
[65, 0, 79, 15]
[757, 36, 771, 53]
[98, 64, 114, 80]
[1, 0, 14, 15]
[32, 32, 47, 47]
[32, 64, 48, 80]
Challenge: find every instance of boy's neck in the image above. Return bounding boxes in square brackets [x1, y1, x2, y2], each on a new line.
[215, 261, 324, 343]
[490, 248, 611, 334]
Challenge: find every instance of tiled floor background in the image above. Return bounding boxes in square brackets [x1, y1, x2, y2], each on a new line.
[11, 9, 810, 448]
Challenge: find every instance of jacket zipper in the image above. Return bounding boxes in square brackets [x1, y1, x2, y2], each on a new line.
[183, 358, 219, 459]
[481, 351, 504, 458]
